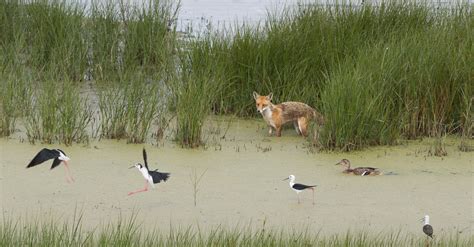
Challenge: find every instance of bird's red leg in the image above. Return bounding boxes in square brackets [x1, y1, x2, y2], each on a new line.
[63, 161, 75, 183]
[128, 181, 149, 196]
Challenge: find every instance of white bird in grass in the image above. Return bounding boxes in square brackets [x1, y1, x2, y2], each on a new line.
[128, 148, 170, 196]
[283, 175, 317, 204]
[26, 148, 74, 183]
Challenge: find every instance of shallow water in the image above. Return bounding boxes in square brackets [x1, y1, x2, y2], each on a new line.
[0, 118, 472, 236]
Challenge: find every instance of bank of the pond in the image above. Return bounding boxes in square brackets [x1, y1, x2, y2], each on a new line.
[1, 119, 472, 236]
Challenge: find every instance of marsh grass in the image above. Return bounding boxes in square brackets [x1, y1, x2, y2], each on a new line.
[1, 0, 177, 80]
[25, 79, 92, 145]
[1, 1, 471, 151]
[98, 74, 161, 143]
[0, 69, 33, 136]
[170, 37, 225, 148]
[1, 216, 473, 246]
[89, 0, 178, 81]
[458, 90, 473, 152]
[24, 0, 88, 81]
[187, 2, 471, 150]
[1, 0, 178, 145]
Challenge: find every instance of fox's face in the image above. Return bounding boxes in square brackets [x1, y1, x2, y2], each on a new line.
[253, 92, 273, 114]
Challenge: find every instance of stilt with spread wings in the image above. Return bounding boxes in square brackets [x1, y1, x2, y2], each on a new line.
[26, 148, 74, 183]
[128, 148, 170, 196]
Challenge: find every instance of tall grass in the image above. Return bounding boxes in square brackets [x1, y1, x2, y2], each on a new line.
[1, 0, 178, 81]
[186, 3, 472, 150]
[169, 36, 225, 147]
[0, 69, 32, 136]
[1, 216, 473, 246]
[0, 0, 178, 145]
[1, 1, 471, 150]
[458, 85, 473, 152]
[89, 0, 178, 81]
[98, 73, 162, 143]
[25, 79, 92, 145]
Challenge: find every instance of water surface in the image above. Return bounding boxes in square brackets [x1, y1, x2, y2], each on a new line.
[1, 118, 472, 235]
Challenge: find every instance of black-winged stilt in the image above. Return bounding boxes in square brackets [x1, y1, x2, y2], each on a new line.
[421, 215, 434, 239]
[128, 148, 170, 196]
[26, 148, 74, 183]
[283, 175, 317, 204]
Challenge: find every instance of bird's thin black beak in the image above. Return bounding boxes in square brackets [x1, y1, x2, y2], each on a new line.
[283, 178, 289, 181]
[335, 162, 341, 166]
[128, 166, 135, 169]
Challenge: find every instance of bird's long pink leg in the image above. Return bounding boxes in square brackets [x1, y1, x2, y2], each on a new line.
[63, 161, 75, 183]
[128, 181, 149, 196]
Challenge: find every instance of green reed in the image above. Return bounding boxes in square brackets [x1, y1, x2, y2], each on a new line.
[1, 1, 471, 151]
[458, 85, 473, 152]
[1, 215, 473, 246]
[169, 36, 225, 148]
[98, 73, 162, 143]
[0, 67, 33, 137]
[90, 0, 178, 81]
[25, 79, 92, 145]
[26, 0, 87, 81]
[187, 2, 472, 150]
[1, 0, 177, 81]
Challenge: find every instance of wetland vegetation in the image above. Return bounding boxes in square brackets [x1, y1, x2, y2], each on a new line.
[1, 215, 472, 247]
[0, 0, 472, 150]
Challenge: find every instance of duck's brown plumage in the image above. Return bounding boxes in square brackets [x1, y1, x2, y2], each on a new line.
[336, 159, 382, 176]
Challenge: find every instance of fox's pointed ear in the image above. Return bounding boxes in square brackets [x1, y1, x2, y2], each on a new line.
[253, 91, 260, 100]
[267, 92, 273, 101]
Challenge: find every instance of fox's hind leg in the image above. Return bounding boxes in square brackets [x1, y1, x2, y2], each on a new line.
[293, 121, 301, 135]
[297, 117, 308, 137]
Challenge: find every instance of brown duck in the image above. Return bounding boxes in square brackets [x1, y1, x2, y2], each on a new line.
[335, 159, 382, 176]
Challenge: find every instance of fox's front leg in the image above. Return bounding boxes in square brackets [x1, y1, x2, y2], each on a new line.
[275, 125, 282, 137]
[268, 126, 273, 136]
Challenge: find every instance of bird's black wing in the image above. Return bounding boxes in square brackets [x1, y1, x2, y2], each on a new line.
[26, 148, 59, 168]
[50, 158, 62, 170]
[149, 170, 170, 184]
[293, 183, 316, 190]
[142, 148, 149, 170]
[423, 225, 433, 238]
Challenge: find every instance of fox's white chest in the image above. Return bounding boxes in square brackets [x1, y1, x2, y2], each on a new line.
[261, 108, 276, 128]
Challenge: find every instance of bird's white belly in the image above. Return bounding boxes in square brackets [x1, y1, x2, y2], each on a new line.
[292, 188, 302, 194]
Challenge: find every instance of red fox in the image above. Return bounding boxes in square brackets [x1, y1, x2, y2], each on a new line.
[253, 92, 324, 137]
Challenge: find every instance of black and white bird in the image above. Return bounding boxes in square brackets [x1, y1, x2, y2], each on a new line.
[422, 215, 434, 239]
[283, 175, 317, 204]
[128, 148, 170, 196]
[26, 148, 74, 183]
